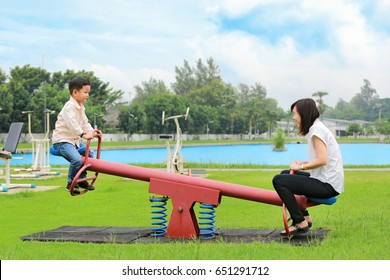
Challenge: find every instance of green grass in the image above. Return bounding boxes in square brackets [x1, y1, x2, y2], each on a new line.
[0, 169, 388, 260]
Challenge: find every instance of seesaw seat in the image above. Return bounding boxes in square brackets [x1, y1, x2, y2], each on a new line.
[49, 146, 86, 157]
[307, 196, 337, 205]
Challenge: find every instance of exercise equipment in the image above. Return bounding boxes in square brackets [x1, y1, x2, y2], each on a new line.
[160, 107, 189, 174]
[0, 122, 36, 191]
[13, 110, 60, 177]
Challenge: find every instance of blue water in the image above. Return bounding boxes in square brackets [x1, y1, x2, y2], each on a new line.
[3, 143, 389, 165]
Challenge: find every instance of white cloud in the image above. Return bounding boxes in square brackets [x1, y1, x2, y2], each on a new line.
[90, 64, 175, 99]
[191, 0, 390, 108]
[91, 64, 133, 93]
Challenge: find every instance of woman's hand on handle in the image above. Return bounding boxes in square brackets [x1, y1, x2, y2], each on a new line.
[289, 160, 308, 172]
[289, 160, 301, 172]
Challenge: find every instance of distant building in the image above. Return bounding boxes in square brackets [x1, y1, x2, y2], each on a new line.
[322, 118, 373, 137]
[277, 118, 374, 137]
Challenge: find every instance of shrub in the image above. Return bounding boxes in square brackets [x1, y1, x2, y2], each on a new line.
[272, 128, 286, 151]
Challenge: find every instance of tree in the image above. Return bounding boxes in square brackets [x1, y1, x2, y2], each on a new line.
[118, 77, 171, 134]
[0, 68, 12, 130]
[235, 83, 284, 137]
[133, 77, 169, 103]
[375, 98, 390, 121]
[143, 93, 188, 133]
[30, 83, 68, 132]
[172, 60, 195, 95]
[0, 66, 125, 133]
[346, 123, 362, 137]
[325, 98, 361, 120]
[172, 58, 221, 96]
[187, 79, 227, 106]
[236, 83, 267, 135]
[0, 68, 6, 84]
[194, 57, 221, 88]
[312, 91, 328, 117]
[6, 65, 50, 129]
[350, 79, 379, 120]
[263, 98, 284, 138]
[375, 119, 390, 138]
[118, 101, 144, 134]
[284, 109, 293, 137]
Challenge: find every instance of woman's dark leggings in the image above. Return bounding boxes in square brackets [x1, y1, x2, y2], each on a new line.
[272, 170, 339, 225]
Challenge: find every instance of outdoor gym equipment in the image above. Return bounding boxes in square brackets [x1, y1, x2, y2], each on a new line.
[51, 137, 336, 238]
[160, 107, 189, 174]
[14, 110, 60, 177]
[0, 122, 36, 192]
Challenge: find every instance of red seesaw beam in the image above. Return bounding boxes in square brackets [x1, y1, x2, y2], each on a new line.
[86, 157, 307, 206]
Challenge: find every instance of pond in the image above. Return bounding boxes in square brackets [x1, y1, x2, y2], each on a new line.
[3, 143, 389, 166]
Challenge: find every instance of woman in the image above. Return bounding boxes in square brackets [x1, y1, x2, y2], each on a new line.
[272, 98, 344, 236]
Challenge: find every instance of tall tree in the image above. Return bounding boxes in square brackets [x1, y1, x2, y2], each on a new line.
[30, 83, 68, 133]
[350, 79, 379, 120]
[172, 59, 195, 95]
[187, 79, 226, 106]
[263, 98, 284, 138]
[237, 83, 268, 135]
[312, 91, 328, 117]
[172, 58, 221, 96]
[133, 77, 169, 103]
[0, 68, 6, 84]
[143, 93, 188, 133]
[0, 68, 12, 130]
[7, 65, 50, 127]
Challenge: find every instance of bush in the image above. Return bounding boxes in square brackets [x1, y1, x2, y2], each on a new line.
[272, 128, 286, 151]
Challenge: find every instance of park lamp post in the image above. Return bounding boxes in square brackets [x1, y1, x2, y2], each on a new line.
[128, 113, 137, 141]
[207, 121, 214, 140]
[93, 113, 103, 129]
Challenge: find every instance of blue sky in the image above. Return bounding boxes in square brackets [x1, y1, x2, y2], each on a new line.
[1, 0, 389, 109]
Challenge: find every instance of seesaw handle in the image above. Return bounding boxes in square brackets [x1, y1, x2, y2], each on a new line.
[69, 136, 102, 196]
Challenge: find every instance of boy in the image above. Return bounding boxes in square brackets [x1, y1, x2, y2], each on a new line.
[52, 76, 102, 194]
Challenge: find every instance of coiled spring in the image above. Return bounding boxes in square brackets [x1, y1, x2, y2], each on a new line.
[199, 202, 216, 240]
[149, 196, 168, 237]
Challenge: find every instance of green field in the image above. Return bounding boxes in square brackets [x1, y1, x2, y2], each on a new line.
[0, 167, 388, 260]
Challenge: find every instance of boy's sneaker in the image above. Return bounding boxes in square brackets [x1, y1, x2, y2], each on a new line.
[66, 183, 80, 194]
[78, 181, 95, 191]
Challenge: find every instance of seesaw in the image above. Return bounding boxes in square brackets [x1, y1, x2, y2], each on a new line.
[51, 137, 336, 238]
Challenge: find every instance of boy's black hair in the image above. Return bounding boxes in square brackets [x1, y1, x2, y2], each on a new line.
[290, 98, 320, 135]
[68, 77, 91, 94]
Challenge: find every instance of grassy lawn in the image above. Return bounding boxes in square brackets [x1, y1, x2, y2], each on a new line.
[0, 167, 388, 260]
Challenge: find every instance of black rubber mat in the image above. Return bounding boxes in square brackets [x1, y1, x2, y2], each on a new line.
[21, 226, 331, 245]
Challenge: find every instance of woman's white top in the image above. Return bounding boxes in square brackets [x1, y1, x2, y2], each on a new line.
[306, 118, 344, 194]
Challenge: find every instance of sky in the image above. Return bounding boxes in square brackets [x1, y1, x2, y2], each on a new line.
[1, 0, 389, 109]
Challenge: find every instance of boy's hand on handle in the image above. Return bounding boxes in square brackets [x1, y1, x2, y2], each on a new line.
[92, 129, 102, 138]
[83, 129, 102, 139]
